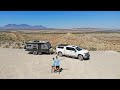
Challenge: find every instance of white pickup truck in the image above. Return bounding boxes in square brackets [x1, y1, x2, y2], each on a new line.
[56, 44, 90, 60]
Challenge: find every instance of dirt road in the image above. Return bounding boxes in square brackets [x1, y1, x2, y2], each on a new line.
[0, 48, 120, 79]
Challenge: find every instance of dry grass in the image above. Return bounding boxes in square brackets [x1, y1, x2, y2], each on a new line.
[3, 44, 10, 48]
[0, 31, 120, 51]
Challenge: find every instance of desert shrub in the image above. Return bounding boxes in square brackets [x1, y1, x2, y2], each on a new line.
[1, 41, 6, 44]
[8, 42, 13, 46]
[52, 46, 56, 49]
[15, 42, 24, 49]
[12, 46, 16, 49]
[18, 47, 23, 49]
[15, 42, 21, 47]
[89, 47, 97, 51]
[117, 51, 120, 53]
[3, 45, 10, 48]
[0, 42, 1, 47]
[49, 48, 56, 54]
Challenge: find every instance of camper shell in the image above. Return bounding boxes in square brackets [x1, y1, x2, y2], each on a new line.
[24, 40, 52, 55]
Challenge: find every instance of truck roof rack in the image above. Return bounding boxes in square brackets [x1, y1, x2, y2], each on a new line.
[26, 40, 49, 44]
[58, 44, 68, 46]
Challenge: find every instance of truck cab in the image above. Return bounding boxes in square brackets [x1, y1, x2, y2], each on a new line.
[56, 44, 90, 60]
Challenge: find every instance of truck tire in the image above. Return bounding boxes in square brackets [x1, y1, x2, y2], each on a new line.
[58, 52, 63, 57]
[78, 54, 83, 61]
[33, 51, 38, 55]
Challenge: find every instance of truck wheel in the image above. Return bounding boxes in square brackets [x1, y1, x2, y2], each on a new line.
[33, 51, 38, 55]
[58, 52, 63, 57]
[78, 55, 83, 61]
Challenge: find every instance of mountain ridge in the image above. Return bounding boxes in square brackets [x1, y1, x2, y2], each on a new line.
[0, 24, 47, 30]
[0, 24, 120, 31]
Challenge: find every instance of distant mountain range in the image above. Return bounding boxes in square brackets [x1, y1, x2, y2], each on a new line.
[0, 24, 47, 30]
[72, 28, 120, 31]
[0, 24, 120, 32]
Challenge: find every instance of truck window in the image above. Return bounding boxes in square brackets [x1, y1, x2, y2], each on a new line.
[66, 47, 75, 51]
[71, 48, 76, 51]
[58, 46, 64, 49]
[76, 47, 82, 51]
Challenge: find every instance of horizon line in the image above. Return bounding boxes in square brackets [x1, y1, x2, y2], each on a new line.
[0, 24, 120, 30]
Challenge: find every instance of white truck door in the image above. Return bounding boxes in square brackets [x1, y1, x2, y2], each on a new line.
[65, 47, 76, 57]
[65, 47, 71, 56]
[69, 48, 77, 57]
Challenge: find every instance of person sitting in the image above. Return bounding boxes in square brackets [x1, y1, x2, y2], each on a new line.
[51, 58, 56, 73]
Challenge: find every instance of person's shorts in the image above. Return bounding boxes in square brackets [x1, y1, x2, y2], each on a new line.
[52, 66, 55, 67]
[56, 66, 60, 68]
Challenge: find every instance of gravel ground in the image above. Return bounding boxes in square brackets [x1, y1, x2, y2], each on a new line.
[0, 48, 120, 79]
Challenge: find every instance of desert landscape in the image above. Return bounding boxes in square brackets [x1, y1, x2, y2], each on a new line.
[0, 30, 120, 52]
[0, 30, 120, 79]
[0, 48, 120, 79]
[0, 11, 120, 79]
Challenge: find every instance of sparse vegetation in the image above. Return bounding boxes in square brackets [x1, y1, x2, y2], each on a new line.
[3, 45, 9, 48]
[15, 42, 21, 47]
[117, 51, 120, 53]
[0, 30, 120, 52]
[12, 46, 16, 49]
[89, 47, 97, 51]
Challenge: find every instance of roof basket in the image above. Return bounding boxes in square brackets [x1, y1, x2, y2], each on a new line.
[58, 44, 68, 46]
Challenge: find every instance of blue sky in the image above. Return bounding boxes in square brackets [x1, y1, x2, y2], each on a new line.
[0, 11, 120, 29]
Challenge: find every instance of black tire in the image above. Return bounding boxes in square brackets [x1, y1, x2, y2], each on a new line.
[78, 54, 83, 61]
[58, 52, 63, 57]
[33, 51, 38, 55]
